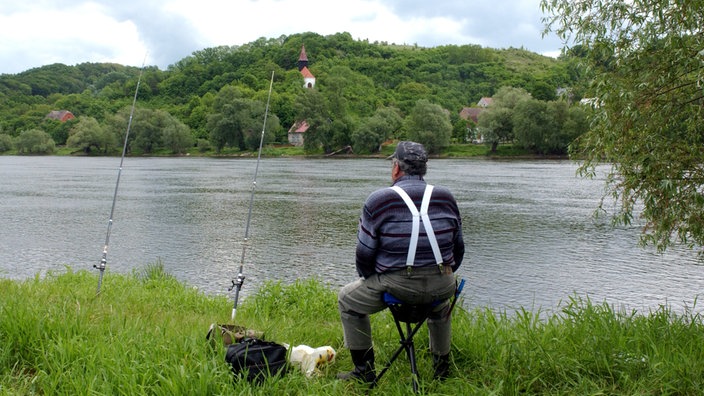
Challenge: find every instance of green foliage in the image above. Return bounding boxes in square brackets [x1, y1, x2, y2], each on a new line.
[294, 89, 332, 154]
[478, 86, 533, 152]
[543, 0, 704, 253]
[105, 107, 192, 155]
[41, 117, 76, 145]
[0, 32, 584, 157]
[404, 99, 453, 154]
[351, 106, 403, 154]
[15, 128, 55, 154]
[66, 116, 116, 154]
[207, 85, 277, 152]
[513, 98, 550, 152]
[161, 113, 194, 154]
[513, 98, 582, 155]
[0, 133, 13, 152]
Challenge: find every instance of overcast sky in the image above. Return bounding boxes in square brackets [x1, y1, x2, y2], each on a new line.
[0, 0, 565, 75]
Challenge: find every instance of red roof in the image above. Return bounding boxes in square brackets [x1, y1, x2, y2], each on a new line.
[459, 107, 483, 123]
[46, 110, 75, 122]
[288, 120, 309, 133]
[300, 66, 315, 78]
[299, 45, 308, 62]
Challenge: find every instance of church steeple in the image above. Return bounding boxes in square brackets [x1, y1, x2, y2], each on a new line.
[297, 45, 308, 71]
[296, 44, 315, 88]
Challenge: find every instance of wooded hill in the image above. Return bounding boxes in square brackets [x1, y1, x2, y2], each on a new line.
[0, 31, 586, 155]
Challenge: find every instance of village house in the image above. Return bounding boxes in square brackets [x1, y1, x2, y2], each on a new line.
[287, 120, 309, 146]
[459, 97, 494, 123]
[46, 110, 75, 122]
[458, 97, 494, 143]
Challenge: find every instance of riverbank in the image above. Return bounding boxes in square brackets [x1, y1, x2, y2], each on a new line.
[2, 264, 702, 395]
[4, 142, 569, 160]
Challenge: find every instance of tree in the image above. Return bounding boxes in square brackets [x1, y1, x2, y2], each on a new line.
[351, 106, 403, 153]
[512, 99, 584, 155]
[450, 112, 471, 143]
[542, 0, 704, 253]
[0, 133, 13, 152]
[41, 117, 76, 146]
[478, 107, 513, 152]
[161, 117, 193, 154]
[404, 99, 452, 154]
[207, 85, 275, 152]
[131, 108, 165, 154]
[294, 88, 332, 154]
[513, 98, 550, 153]
[15, 129, 55, 154]
[66, 116, 116, 154]
[478, 86, 532, 152]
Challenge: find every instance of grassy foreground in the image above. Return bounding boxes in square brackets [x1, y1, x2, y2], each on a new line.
[2, 265, 703, 395]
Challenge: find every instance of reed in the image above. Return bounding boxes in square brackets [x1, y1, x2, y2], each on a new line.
[2, 265, 703, 395]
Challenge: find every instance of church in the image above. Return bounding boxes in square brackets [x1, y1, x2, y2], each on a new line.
[287, 45, 316, 146]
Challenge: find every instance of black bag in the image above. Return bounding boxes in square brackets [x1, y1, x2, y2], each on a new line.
[225, 337, 289, 383]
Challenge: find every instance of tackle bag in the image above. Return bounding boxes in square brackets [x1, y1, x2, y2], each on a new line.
[225, 337, 289, 382]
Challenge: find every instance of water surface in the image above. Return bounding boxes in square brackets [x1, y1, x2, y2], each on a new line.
[1, 156, 702, 315]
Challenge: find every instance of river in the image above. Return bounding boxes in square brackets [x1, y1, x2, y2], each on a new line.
[1, 156, 702, 315]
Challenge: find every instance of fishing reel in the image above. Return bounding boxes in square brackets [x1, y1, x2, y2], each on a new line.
[229, 272, 246, 292]
[95, 251, 107, 271]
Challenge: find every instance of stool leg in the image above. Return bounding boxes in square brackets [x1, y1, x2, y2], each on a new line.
[370, 319, 408, 390]
[405, 321, 420, 393]
[371, 311, 430, 393]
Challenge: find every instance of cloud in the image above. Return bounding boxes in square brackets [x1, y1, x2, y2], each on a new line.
[0, 2, 146, 73]
[0, 0, 564, 74]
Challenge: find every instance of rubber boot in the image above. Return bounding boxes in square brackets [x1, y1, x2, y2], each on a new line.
[432, 353, 450, 380]
[336, 348, 375, 383]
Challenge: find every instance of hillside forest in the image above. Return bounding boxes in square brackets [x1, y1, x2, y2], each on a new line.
[0, 31, 591, 156]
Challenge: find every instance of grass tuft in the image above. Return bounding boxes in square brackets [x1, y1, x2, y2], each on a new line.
[2, 266, 703, 395]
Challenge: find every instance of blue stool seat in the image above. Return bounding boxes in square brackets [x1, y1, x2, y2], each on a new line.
[382, 293, 443, 323]
[371, 279, 465, 393]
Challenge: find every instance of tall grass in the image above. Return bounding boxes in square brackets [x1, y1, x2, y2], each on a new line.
[2, 265, 703, 395]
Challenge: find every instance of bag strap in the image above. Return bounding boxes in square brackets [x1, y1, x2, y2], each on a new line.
[390, 185, 443, 268]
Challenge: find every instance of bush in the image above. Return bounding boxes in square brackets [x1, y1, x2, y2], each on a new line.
[197, 138, 211, 153]
[0, 133, 13, 152]
[15, 129, 55, 154]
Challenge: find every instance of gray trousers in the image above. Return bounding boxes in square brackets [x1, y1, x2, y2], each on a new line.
[338, 266, 457, 355]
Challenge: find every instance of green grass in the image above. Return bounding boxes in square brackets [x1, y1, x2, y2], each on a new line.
[2, 264, 703, 395]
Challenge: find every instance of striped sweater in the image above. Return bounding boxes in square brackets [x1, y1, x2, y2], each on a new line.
[355, 175, 465, 278]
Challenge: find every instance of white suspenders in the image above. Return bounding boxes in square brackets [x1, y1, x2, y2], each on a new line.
[390, 185, 444, 269]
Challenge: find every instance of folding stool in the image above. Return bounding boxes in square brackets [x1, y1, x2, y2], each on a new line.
[370, 279, 465, 393]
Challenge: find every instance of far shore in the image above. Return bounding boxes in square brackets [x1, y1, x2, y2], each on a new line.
[2, 142, 571, 160]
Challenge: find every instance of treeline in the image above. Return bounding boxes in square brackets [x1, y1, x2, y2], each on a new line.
[0, 31, 589, 156]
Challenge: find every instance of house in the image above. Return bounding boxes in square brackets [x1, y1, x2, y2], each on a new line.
[458, 97, 494, 143]
[287, 120, 309, 146]
[46, 110, 75, 122]
[459, 96, 495, 123]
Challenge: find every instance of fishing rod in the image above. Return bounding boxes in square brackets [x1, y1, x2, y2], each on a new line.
[229, 70, 275, 321]
[95, 56, 147, 294]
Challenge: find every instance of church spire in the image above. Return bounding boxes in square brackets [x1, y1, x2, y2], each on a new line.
[297, 45, 308, 71]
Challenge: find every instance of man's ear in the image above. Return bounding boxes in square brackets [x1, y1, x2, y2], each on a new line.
[391, 161, 403, 180]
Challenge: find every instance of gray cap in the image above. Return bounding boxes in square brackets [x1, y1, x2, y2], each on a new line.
[388, 141, 428, 163]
